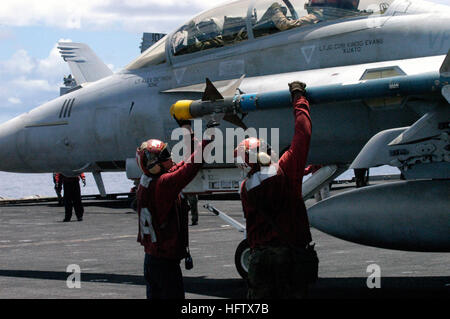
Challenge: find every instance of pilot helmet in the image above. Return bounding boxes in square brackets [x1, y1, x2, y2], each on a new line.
[136, 139, 172, 175]
[234, 137, 273, 170]
[308, 0, 360, 10]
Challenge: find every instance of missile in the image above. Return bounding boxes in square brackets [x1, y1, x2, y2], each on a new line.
[307, 179, 450, 252]
[170, 65, 450, 123]
[170, 77, 240, 122]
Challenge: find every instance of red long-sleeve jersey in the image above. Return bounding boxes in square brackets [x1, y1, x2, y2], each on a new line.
[240, 95, 312, 248]
[137, 140, 207, 260]
[54, 173, 85, 185]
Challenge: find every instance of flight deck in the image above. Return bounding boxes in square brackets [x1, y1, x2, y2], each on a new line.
[0, 181, 449, 299]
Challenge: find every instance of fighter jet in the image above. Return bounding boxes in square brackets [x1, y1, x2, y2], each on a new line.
[0, 0, 449, 277]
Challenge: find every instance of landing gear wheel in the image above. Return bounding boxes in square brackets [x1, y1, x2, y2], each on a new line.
[234, 239, 250, 280]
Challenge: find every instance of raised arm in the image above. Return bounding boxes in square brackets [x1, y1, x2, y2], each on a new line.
[278, 82, 312, 195]
[159, 135, 211, 197]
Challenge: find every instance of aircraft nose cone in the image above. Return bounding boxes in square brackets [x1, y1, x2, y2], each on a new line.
[0, 117, 24, 172]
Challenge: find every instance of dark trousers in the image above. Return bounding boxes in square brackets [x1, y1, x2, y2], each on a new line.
[247, 246, 308, 299]
[354, 168, 369, 188]
[143, 254, 184, 299]
[63, 181, 84, 220]
[187, 195, 198, 223]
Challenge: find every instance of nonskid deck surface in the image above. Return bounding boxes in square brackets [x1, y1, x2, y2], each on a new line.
[0, 181, 448, 299]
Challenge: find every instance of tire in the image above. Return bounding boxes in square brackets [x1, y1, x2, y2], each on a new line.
[234, 239, 250, 280]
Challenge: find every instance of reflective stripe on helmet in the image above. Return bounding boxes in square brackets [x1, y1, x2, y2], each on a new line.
[136, 139, 171, 175]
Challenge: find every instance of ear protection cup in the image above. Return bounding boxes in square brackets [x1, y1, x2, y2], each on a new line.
[257, 152, 271, 166]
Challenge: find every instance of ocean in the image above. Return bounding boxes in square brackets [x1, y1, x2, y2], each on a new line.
[0, 166, 399, 199]
[0, 171, 134, 199]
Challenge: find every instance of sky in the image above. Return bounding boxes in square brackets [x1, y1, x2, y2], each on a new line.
[0, 0, 227, 124]
[6, 0, 446, 196]
[0, 0, 448, 125]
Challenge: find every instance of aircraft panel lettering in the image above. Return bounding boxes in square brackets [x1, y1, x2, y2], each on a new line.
[134, 76, 172, 88]
[301, 45, 316, 64]
[174, 68, 187, 84]
[319, 38, 384, 54]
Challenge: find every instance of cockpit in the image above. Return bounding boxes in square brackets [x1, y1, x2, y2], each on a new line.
[171, 0, 251, 56]
[126, 0, 395, 70]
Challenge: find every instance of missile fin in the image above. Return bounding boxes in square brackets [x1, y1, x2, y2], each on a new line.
[439, 49, 450, 76]
[223, 113, 247, 129]
[442, 85, 450, 103]
[221, 74, 245, 97]
[202, 78, 224, 102]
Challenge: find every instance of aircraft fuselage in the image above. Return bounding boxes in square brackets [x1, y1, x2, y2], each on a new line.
[0, 0, 449, 175]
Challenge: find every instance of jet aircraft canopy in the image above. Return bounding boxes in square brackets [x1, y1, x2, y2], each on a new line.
[127, 0, 395, 69]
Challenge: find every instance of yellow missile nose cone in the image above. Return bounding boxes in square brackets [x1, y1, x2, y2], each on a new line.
[170, 100, 194, 120]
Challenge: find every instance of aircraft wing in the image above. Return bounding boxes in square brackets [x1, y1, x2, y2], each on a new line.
[169, 54, 448, 117]
[162, 76, 245, 96]
[57, 42, 113, 84]
[164, 54, 447, 98]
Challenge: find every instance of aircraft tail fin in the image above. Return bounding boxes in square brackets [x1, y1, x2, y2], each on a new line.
[57, 42, 113, 84]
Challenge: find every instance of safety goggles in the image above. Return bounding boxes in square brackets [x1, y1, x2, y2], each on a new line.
[144, 146, 172, 169]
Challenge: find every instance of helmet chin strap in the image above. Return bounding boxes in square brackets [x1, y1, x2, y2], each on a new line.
[148, 160, 174, 175]
[149, 164, 162, 175]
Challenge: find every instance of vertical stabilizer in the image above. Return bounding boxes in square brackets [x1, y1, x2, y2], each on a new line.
[58, 42, 113, 84]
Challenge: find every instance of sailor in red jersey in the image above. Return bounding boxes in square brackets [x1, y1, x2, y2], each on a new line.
[235, 81, 318, 299]
[55, 173, 86, 222]
[135, 121, 211, 299]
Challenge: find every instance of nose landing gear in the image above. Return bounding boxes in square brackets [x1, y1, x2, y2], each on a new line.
[204, 204, 249, 279]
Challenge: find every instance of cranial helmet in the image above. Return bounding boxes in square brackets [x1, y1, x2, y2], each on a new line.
[136, 139, 171, 175]
[234, 137, 272, 169]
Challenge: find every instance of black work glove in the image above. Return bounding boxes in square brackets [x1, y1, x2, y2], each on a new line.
[289, 81, 307, 98]
[205, 119, 220, 129]
[204, 119, 219, 142]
